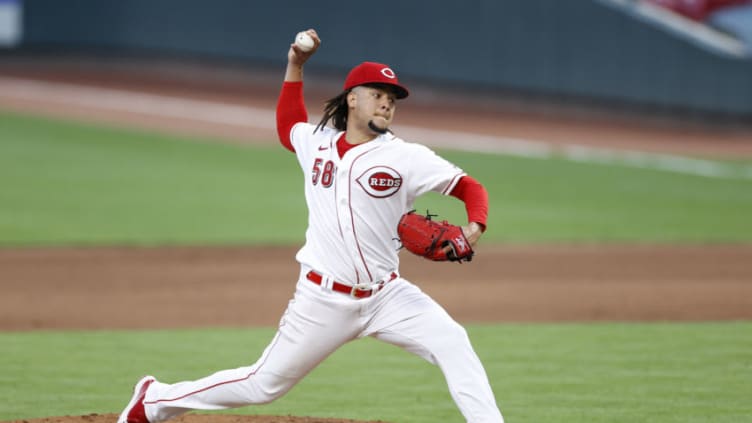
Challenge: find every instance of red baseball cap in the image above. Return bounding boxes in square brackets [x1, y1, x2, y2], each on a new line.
[343, 61, 409, 99]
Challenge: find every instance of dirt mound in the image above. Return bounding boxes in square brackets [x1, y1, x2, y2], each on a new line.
[5, 414, 389, 423]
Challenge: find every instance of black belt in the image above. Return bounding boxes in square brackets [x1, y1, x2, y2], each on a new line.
[306, 270, 398, 299]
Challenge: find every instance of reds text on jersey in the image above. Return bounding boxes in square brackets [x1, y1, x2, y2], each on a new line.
[289, 122, 465, 286]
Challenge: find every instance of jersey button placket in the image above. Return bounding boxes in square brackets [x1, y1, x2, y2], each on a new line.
[336, 158, 363, 278]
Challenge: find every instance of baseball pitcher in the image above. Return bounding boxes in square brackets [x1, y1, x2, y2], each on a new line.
[118, 29, 504, 423]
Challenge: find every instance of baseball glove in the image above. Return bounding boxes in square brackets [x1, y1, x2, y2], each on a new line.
[397, 211, 474, 262]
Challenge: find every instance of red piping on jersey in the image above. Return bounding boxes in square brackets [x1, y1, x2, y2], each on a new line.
[442, 172, 464, 195]
[276, 81, 307, 152]
[332, 157, 362, 282]
[347, 144, 382, 282]
[143, 326, 284, 404]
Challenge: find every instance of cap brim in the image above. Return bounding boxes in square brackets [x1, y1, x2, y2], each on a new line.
[364, 82, 409, 99]
[394, 85, 409, 99]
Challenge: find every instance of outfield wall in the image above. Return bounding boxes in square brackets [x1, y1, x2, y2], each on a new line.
[17, 0, 752, 118]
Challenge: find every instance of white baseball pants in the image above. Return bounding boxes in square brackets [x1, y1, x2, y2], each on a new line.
[143, 268, 504, 423]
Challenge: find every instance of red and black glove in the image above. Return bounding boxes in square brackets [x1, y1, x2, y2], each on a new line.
[397, 211, 474, 262]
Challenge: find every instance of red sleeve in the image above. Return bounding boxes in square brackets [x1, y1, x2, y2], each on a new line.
[449, 175, 488, 231]
[276, 81, 308, 152]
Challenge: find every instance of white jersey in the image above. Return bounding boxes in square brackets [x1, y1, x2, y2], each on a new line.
[289, 122, 465, 285]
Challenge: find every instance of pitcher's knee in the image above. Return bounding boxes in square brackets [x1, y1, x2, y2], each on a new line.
[450, 321, 471, 342]
[435, 321, 471, 351]
[239, 372, 297, 405]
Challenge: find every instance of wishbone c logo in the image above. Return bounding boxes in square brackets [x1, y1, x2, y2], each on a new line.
[380, 67, 396, 79]
[356, 166, 403, 198]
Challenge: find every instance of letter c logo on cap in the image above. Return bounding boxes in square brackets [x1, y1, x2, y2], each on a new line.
[380, 68, 396, 79]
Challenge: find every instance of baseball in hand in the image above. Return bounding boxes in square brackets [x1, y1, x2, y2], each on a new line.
[295, 31, 315, 52]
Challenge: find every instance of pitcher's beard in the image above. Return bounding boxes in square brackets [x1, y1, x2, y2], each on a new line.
[368, 120, 389, 135]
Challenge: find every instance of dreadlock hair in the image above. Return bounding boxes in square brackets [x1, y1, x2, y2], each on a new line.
[315, 90, 349, 133]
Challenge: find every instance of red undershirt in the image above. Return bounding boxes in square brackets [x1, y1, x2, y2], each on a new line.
[276, 81, 488, 231]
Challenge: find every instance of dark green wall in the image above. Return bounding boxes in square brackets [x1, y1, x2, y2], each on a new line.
[20, 0, 752, 117]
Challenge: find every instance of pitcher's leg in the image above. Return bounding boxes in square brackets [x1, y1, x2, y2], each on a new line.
[144, 330, 291, 422]
[368, 281, 504, 423]
[144, 282, 360, 422]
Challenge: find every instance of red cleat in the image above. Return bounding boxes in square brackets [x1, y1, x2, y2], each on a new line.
[117, 375, 156, 423]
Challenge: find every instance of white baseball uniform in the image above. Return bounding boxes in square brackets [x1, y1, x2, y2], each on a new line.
[139, 110, 503, 423]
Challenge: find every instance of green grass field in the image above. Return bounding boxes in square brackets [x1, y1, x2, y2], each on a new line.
[2, 323, 751, 423]
[1, 111, 751, 246]
[1, 111, 751, 422]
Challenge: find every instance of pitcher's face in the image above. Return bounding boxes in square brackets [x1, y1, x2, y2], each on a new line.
[348, 85, 397, 134]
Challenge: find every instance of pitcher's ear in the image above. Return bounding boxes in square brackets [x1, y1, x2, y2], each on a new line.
[346, 90, 357, 107]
